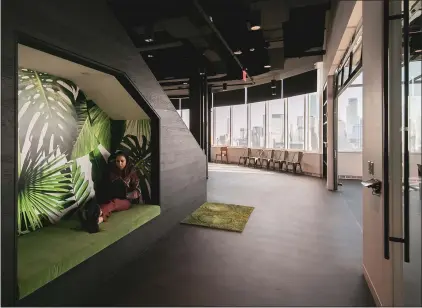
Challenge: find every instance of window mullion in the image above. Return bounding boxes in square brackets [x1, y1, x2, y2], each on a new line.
[304, 95, 308, 151]
[229, 106, 233, 146]
[285, 98, 289, 149]
[265, 101, 268, 148]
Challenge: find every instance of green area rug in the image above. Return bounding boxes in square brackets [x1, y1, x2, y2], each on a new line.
[181, 202, 254, 232]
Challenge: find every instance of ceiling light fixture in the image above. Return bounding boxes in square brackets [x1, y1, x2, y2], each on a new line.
[147, 54, 153, 58]
[234, 50, 242, 55]
[145, 38, 154, 43]
[251, 25, 261, 31]
[264, 65, 271, 68]
[250, 48, 255, 52]
[183, 82, 188, 85]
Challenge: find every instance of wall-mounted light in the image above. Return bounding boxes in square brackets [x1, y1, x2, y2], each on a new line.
[144, 38, 154, 43]
[147, 54, 154, 58]
[264, 65, 271, 68]
[272, 87, 277, 96]
[271, 79, 276, 88]
[247, 20, 261, 32]
[223, 83, 227, 91]
[183, 82, 188, 85]
[250, 48, 255, 52]
[234, 50, 242, 55]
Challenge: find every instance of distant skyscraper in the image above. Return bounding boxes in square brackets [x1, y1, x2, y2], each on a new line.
[271, 114, 284, 147]
[346, 98, 359, 138]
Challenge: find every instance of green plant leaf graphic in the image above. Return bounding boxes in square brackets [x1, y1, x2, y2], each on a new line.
[18, 68, 78, 159]
[17, 149, 72, 234]
[125, 120, 151, 141]
[89, 146, 109, 198]
[88, 101, 111, 152]
[71, 99, 99, 159]
[69, 160, 91, 210]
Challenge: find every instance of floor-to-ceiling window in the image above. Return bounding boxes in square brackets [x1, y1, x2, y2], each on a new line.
[268, 99, 285, 148]
[337, 72, 363, 152]
[214, 106, 231, 146]
[175, 99, 190, 129]
[181, 109, 190, 129]
[211, 88, 320, 153]
[250, 101, 266, 148]
[287, 94, 305, 150]
[307, 93, 320, 152]
[212, 93, 319, 151]
[231, 104, 247, 146]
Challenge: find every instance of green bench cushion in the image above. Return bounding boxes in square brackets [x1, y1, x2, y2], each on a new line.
[18, 204, 160, 299]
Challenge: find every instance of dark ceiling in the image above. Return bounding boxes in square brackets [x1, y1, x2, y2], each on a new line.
[108, 0, 330, 93]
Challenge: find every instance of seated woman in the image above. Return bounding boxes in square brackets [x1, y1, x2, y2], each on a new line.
[98, 151, 142, 223]
[80, 151, 142, 233]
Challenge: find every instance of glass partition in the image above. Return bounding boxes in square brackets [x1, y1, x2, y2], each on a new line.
[211, 92, 320, 151]
[337, 71, 363, 152]
[268, 99, 285, 148]
[231, 104, 248, 146]
[214, 106, 231, 146]
[307, 93, 320, 151]
[287, 95, 305, 150]
[250, 102, 266, 148]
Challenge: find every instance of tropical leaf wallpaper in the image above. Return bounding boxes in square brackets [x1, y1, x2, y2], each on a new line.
[17, 68, 152, 235]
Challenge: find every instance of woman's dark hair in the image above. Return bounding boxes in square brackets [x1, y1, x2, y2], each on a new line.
[109, 150, 131, 167]
[115, 150, 129, 161]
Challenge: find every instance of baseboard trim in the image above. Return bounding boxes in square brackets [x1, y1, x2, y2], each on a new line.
[210, 161, 322, 178]
[363, 263, 382, 307]
[339, 175, 362, 180]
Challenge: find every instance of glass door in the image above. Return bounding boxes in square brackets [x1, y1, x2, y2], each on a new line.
[402, 0, 421, 306]
[388, 0, 421, 306]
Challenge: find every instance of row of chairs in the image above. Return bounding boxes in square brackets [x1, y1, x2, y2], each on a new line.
[215, 147, 304, 174]
[239, 148, 304, 174]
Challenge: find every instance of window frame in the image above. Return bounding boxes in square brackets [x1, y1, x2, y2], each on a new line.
[210, 90, 321, 153]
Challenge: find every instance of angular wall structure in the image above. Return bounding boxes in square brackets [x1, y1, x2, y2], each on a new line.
[1, 0, 207, 305]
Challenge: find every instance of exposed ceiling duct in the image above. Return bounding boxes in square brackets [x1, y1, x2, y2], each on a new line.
[108, 0, 329, 96]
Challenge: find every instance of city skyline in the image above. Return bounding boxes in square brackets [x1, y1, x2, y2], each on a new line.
[214, 95, 319, 151]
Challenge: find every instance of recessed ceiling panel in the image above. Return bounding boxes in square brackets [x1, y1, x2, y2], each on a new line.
[18, 44, 149, 120]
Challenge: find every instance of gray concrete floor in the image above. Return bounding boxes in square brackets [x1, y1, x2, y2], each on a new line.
[92, 163, 376, 306]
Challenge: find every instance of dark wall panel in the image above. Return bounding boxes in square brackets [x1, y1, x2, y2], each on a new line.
[283, 69, 317, 98]
[1, 0, 206, 305]
[247, 81, 282, 103]
[170, 98, 180, 109]
[213, 88, 245, 107]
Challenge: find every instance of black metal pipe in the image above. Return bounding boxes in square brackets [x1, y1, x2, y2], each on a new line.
[383, 0, 390, 260]
[193, 0, 255, 84]
[403, 0, 410, 263]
